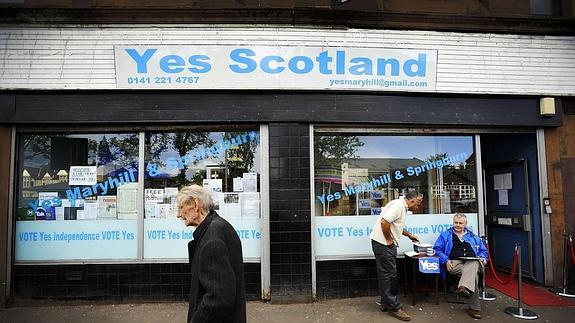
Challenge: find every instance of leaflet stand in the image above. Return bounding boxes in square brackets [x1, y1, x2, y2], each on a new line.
[549, 234, 575, 298]
[479, 237, 496, 301]
[504, 244, 538, 320]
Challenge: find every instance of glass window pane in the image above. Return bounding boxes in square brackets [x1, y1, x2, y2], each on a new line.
[143, 129, 262, 260]
[15, 133, 140, 261]
[314, 134, 478, 258]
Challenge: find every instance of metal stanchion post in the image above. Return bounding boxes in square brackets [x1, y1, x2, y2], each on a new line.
[549, 234, 575, 298]
[479, 237, 496, 301]
[505, 244, 538, 320]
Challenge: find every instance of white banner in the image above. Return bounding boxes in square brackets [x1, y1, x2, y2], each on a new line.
[315, 214, 478, 259]
[143, 218, 261, 260]
[115, 46, 437, 92]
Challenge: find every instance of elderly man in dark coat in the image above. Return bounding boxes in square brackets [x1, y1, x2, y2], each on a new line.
[177, 184, 246, 323]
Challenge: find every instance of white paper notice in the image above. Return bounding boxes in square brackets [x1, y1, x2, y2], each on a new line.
[241, 192, 260, 218]
[83, 202, 98, 220]
[497, 217, 512, 226]
[498, 189, 509, 206]
[145, 188, 164, 203]
[220, 193, 241, 218]
[243, 173, 257, 192]
[97, 196, 117, 219]
[494, 174, 503, 190]
[503, 173, 513, 190]
[164, 187, 179, 218]
[233, 177, 244, 192]
[117, 182, 139, 220]
[69, 166, 97, 185]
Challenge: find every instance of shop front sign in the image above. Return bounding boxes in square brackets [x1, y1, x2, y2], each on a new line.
[115, 46, 437, 91]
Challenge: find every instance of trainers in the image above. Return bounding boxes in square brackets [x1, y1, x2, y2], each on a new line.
[469, 309, 481, 319]
[390, 307, 411, 321]
[456, 286, 471, 299]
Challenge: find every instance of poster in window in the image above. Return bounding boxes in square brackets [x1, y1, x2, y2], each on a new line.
[82, 202, 98, 220]
[69, 166, 97, 185]
[145, 188, 164, 203]
[164, 187, 179, 218]
[359, 199, 371, 209]
[118, 182, 139, 220]
[233, 177, 244, 192]
[242, 173, 257, 192]
[241, 192, 260, 218]
[36, 206, 56, 221]
[97, 196, 117, 219]
[220, 193, 241, 218]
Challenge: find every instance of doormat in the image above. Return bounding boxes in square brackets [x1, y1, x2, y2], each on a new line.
[485, 270, 575, 307]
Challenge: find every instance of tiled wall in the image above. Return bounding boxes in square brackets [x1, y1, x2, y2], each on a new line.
[316, 259, 409, 300]
[13, 263, 261, 300]
[269, 123, 312, 303]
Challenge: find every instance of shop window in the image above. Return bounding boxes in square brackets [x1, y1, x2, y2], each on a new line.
[143, 129, 261, 260]
[313, 134, 478, 258]
[15, 133, 140, 261]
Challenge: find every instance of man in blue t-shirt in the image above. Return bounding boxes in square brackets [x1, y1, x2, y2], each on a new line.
[433, 213, 488, 319]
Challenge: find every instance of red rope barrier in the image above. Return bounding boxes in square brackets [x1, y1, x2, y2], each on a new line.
[485, 241, 519, 285]
[569, 236, 575, 267]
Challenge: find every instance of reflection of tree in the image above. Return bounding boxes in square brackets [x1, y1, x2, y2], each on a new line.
[98, 135, 113, 165]
[425, 153, 448, 164]
[21, 135, 64, 159]
[109, 134, 139, 169]
[224, 132, 257, 171]
[314, 136, 364, 166]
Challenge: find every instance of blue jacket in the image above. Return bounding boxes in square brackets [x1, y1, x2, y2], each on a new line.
[433, 226, 489, 280]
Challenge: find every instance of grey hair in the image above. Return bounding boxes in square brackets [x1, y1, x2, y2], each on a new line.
[177, 184, 213, 212]
[453, 213, 467, 222]
[405, 190, 423, 201]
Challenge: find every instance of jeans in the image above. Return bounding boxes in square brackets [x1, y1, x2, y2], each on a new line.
[372, 239, 401, 311]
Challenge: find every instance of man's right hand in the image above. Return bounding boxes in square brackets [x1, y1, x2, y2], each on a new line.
[446, 260, 453, 271]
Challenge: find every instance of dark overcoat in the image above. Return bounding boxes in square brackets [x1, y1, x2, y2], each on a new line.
[187, 211, 246, 323]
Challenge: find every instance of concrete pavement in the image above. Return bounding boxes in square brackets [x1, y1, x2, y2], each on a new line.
[1, 290, 574, 322]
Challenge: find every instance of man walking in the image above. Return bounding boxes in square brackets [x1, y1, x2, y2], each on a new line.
[177, 184, 246, 323]
[369, 190, 423, 321]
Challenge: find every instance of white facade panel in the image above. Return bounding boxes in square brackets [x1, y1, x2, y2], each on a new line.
[0, 25, 574, 95]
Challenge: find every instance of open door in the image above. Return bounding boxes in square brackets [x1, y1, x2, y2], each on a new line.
[482, 133, 543, 282]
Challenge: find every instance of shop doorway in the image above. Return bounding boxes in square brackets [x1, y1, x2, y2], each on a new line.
[481, 133, 544, 283]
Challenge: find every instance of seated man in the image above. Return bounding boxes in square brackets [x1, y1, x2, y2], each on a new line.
[433, 213, 488, 319]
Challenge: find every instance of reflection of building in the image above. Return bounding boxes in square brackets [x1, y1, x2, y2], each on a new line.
[22, 167, 68, 198]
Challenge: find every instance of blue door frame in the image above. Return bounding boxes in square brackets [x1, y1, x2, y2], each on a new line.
[482, 133, 544, 283]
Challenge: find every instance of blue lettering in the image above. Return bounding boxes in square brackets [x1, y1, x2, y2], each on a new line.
[125, 48, 157, 73]
[377, 58, 400, 76]
[349, 57, 373, 75]
[261, 56, 285, 74]
[288, 56, 313, 74]
[336, 51, 346, 74]
[316, 51, 333, 74]
[403, 54, 426, 77]
[160, 55, 185, 73]
[188, 55, 212, 73]
[229, 48, 257, 73]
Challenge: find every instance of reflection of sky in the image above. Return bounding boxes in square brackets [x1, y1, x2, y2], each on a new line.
[356, 136, 473, 161]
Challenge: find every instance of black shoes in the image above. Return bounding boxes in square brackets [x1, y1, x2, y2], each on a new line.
[455, 286, 471, 299]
